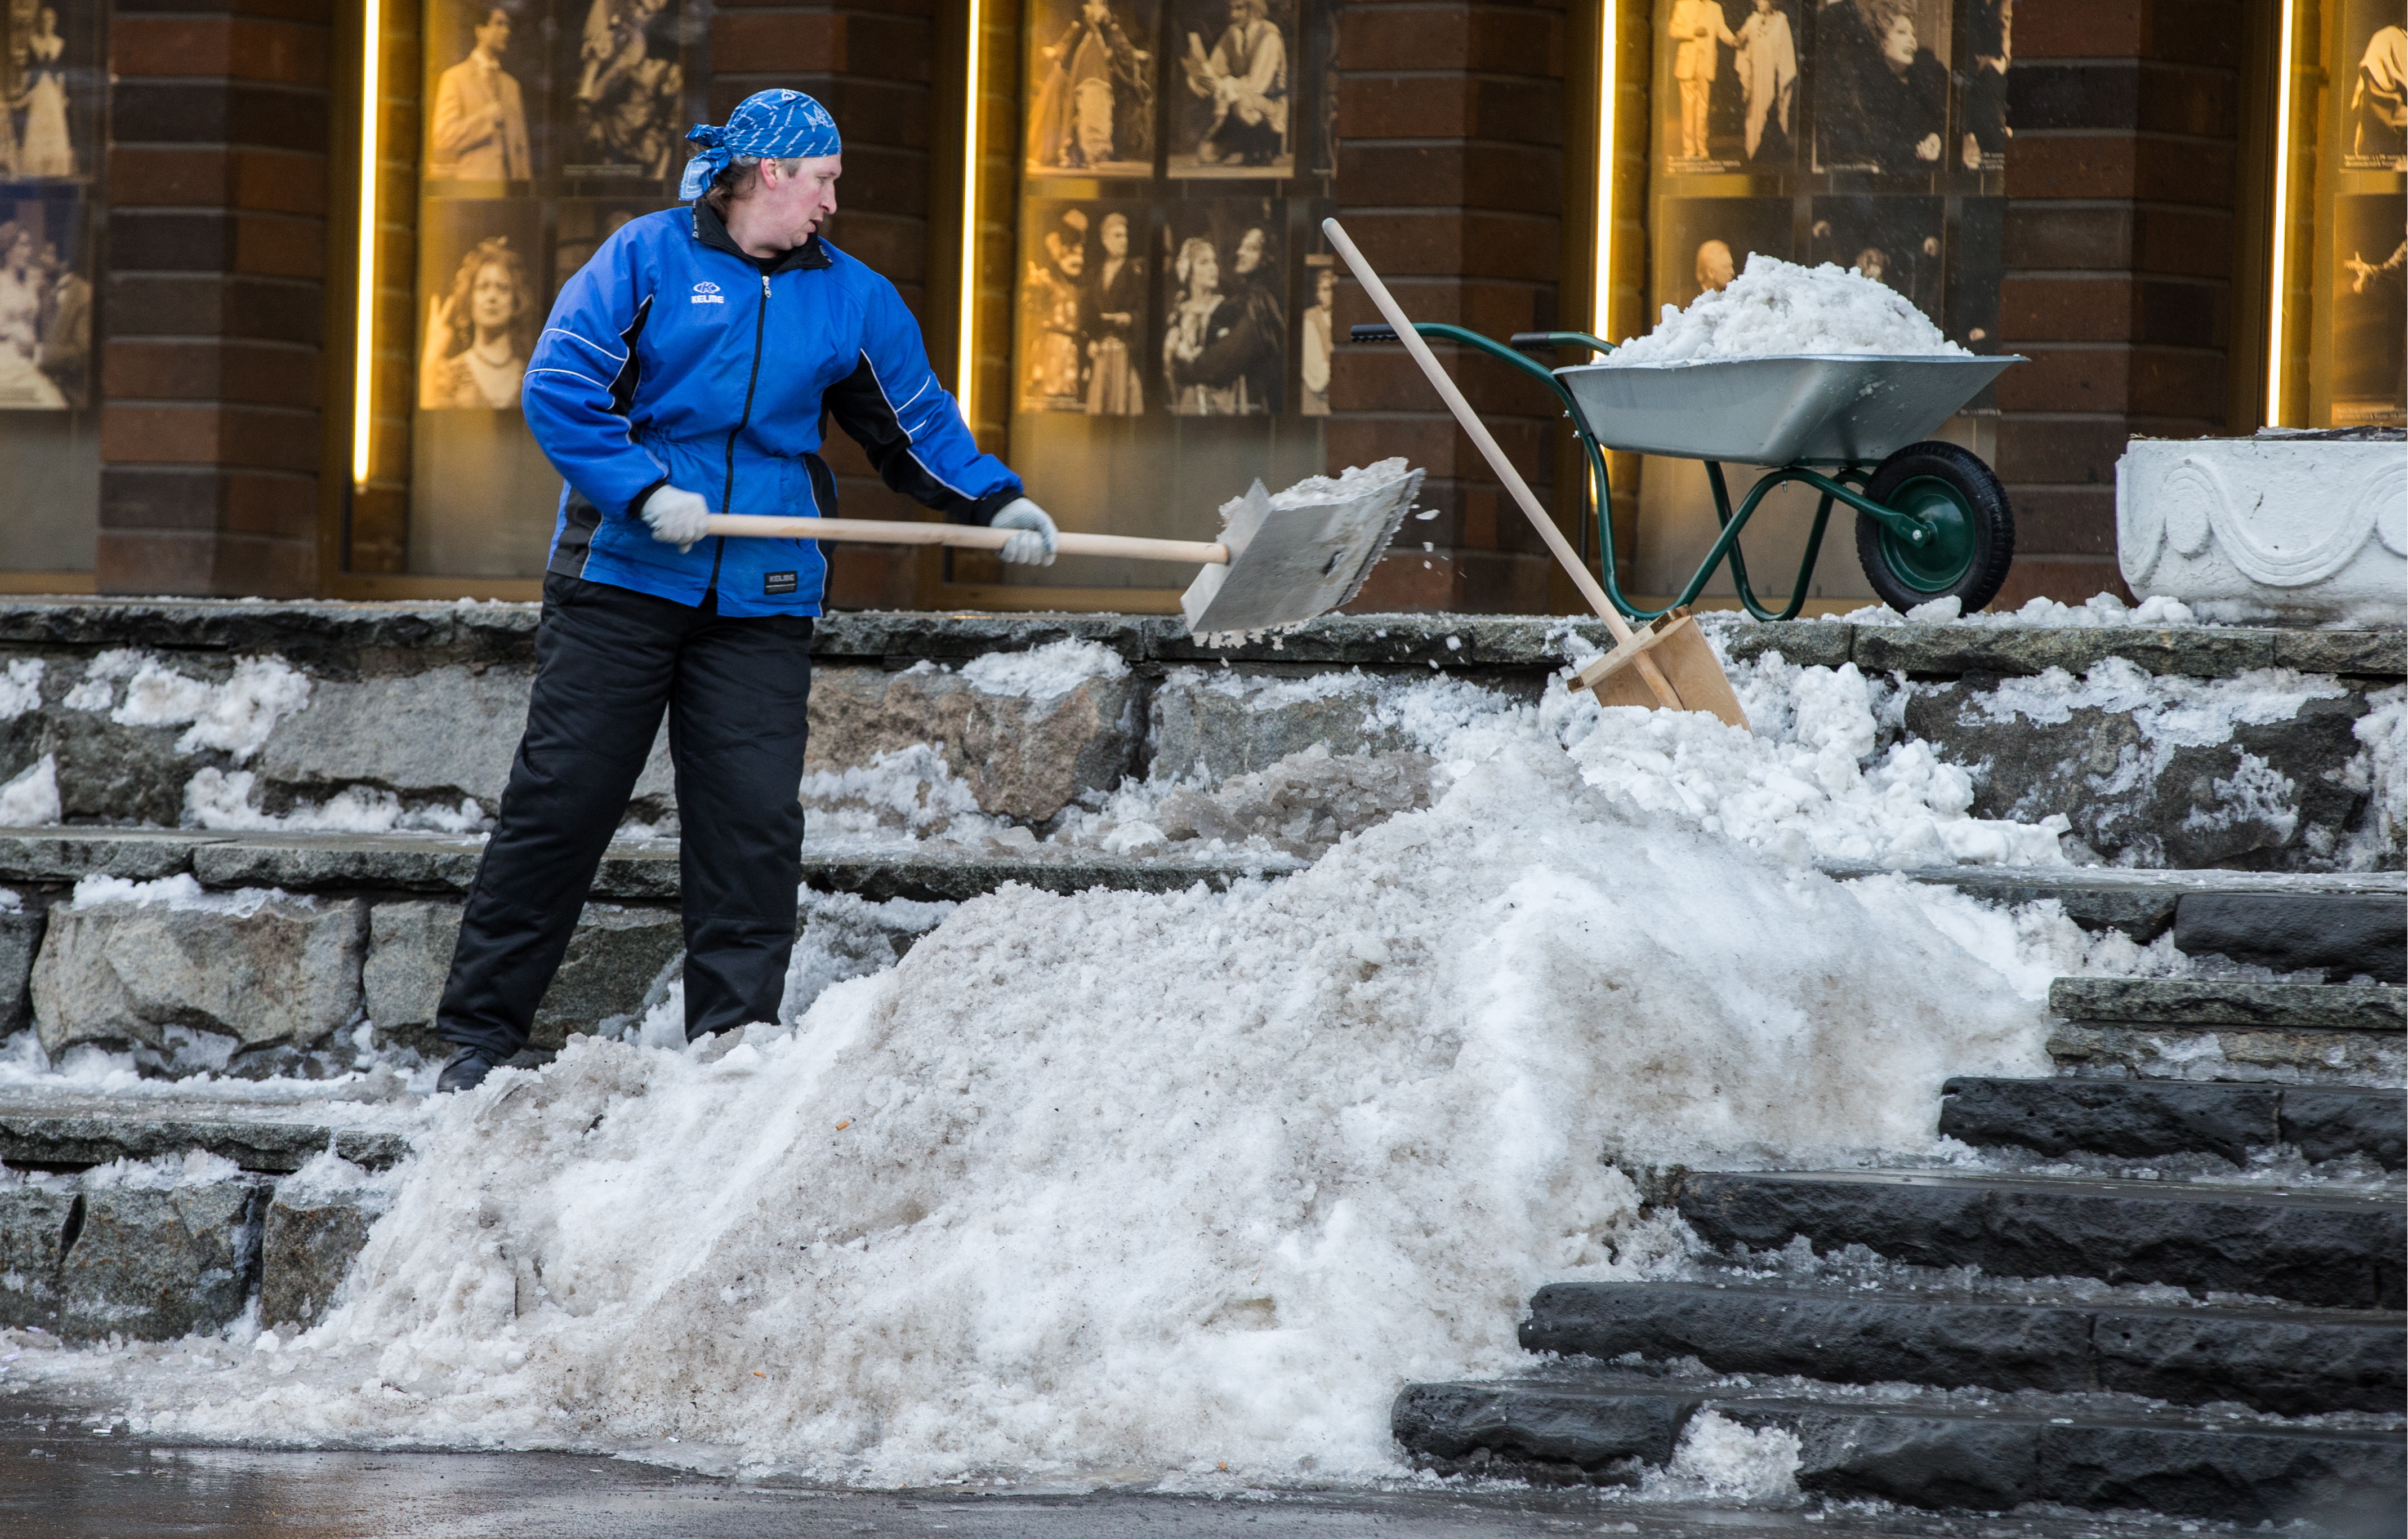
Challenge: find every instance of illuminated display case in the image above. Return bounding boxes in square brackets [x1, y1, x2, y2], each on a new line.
[0, 0, 103, 586]
[2267, 0, 2405, 429]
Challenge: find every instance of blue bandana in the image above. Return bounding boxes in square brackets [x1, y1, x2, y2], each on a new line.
[678, 89, 843, 202]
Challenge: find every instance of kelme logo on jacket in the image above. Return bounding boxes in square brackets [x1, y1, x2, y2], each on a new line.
[764, 571, 797, 595]
[691, 281, 724, 305]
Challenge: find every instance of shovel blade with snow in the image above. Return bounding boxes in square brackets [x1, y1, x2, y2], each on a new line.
[706, 468, 1416, 643]
[1178, 464, 1421, 639]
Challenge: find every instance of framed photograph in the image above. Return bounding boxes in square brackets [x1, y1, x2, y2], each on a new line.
[561, 0, 688, 181]
[1166, 0, 1297, 179]
[417, 201, 547, 411]
[1025, 0, 1160, 179]
[1652, 197, 1794, 317]
[1954, 0, 2010, 174]
[1812, 0, 1951, 175]
[1016, 199, 1152, 415]
[1160, 199, 1285, 413]
[2339, 0, 2406, 171]
[1809, 194, 1946, 321]
[424, 0, 543, 186]
[1660, 0, 1799, 173]
[2330, 193, 2406, 425]
[3, 0, 102, 182]
[0, 186, 88, 409]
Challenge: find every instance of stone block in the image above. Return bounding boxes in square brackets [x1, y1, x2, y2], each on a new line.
[60, 1179, 265, 1341]
[362, 900, 460, 1051]
[252, 665, 529, 807]
[0, 1184, 78, 1330]
[364, 899, 681, 1052]
[2048, 977, 2407, 1031]
[0, 901, 42, 1037]
[2047, 1021, 2406, 1087]
[29, 893, 367, 1056]
[1148, 670, 1419, 782]
[806, 663, 1141, 822]
[2173, 893, 2406, 983]
[1902, 683, 2373, 869]
[528, 905, 684, 1051]
[261, 1186, 382, 1331]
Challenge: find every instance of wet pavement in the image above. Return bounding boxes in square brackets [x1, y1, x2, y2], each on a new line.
[5, 1396, 2393, 1539]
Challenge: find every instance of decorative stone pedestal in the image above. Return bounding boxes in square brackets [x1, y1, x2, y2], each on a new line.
[2117, 434, 2406, 628]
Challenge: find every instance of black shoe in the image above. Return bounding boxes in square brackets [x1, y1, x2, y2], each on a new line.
[436, 1049, 497, 1093]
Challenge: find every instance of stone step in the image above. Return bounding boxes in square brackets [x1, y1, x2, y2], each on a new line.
[2173, 893, 2406, 984]
[1390, 1371, 2405, 1520]
[1938, 1077, 2406, 1169]
[2046, 1022, 2405, 1088]
[1518, 1281, 2405, 1415]
[1825, 865, 2406, 941]
[0, 1093, 415, 1173]
[1671, 1169, 2405, 1309]
[2049, 977, 2407, 1032]
[0, 827, 1304, 903]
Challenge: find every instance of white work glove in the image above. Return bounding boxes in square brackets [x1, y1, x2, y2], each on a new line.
[641, 484, 712, 552]
[990, 497, 1058, 566]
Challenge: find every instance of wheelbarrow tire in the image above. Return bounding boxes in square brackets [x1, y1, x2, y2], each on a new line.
[1854, 441, 2017, 615]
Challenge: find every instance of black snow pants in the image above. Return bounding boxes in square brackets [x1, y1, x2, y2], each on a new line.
[435, 572, 813, 1061]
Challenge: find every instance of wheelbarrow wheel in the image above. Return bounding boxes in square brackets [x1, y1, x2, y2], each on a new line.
[1854, 441, 2016, 614]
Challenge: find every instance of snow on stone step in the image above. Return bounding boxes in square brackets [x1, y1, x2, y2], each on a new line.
[1389, 1373, 2405, 1519]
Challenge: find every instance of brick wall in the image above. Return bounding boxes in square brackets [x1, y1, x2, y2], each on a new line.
[98, 0, 333, 597]
[1330, 0, 1570, 613]
[1994, 0, 2243, 607]
[715, 0, 940, 609]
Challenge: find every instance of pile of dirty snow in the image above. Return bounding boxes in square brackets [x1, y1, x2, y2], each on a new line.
[49, 743, 2063, 1485]
[1608, 254, 1970, 366]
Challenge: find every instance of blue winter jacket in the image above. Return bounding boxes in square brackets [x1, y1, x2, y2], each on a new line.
[523, 202, 1020, 616]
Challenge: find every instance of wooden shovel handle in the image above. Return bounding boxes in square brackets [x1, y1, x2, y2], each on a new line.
[705, 514, 1229, 566]
[1322, 219, 1689, 711]
[1322, 219, 1635, 645]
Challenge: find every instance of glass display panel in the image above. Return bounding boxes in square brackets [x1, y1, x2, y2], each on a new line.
[351, 0, 705, 580]
[992, 0, 1332, 595]
[2315, 0, 2404, 428]
[1634, 0, 2010, 604]
[0, 0, 102, 575]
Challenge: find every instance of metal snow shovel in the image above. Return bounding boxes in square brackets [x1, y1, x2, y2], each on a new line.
[704, 462, 1418, 641]
[1321, 218, 1750, 732]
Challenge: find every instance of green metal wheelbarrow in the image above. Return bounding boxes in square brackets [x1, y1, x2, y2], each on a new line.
[1348, 323, 2024, 620]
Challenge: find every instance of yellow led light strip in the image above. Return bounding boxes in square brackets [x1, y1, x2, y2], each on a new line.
[2263, 0, 2297, 426]
[350, 0, 382, 486]
[956, 0, 983, 426]
[1591, 0, 1616, 341]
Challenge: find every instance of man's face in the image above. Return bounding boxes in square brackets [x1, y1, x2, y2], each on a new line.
[1101, 216, 1129, 259]
[1234, 228, 1264, 275]
[1696, 240, 1735, 291]
[1314, 268, 1336, 307]
[1879, 15, 1916, 69]
[475, 11, 511, 56]
[1056, 235, 1085, 277]
[754, 153, 842, 247]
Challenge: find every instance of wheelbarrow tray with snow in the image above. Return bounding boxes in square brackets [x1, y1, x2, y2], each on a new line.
[1349, 323, 2026, 621]
[1555, 354, 2019, 467]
